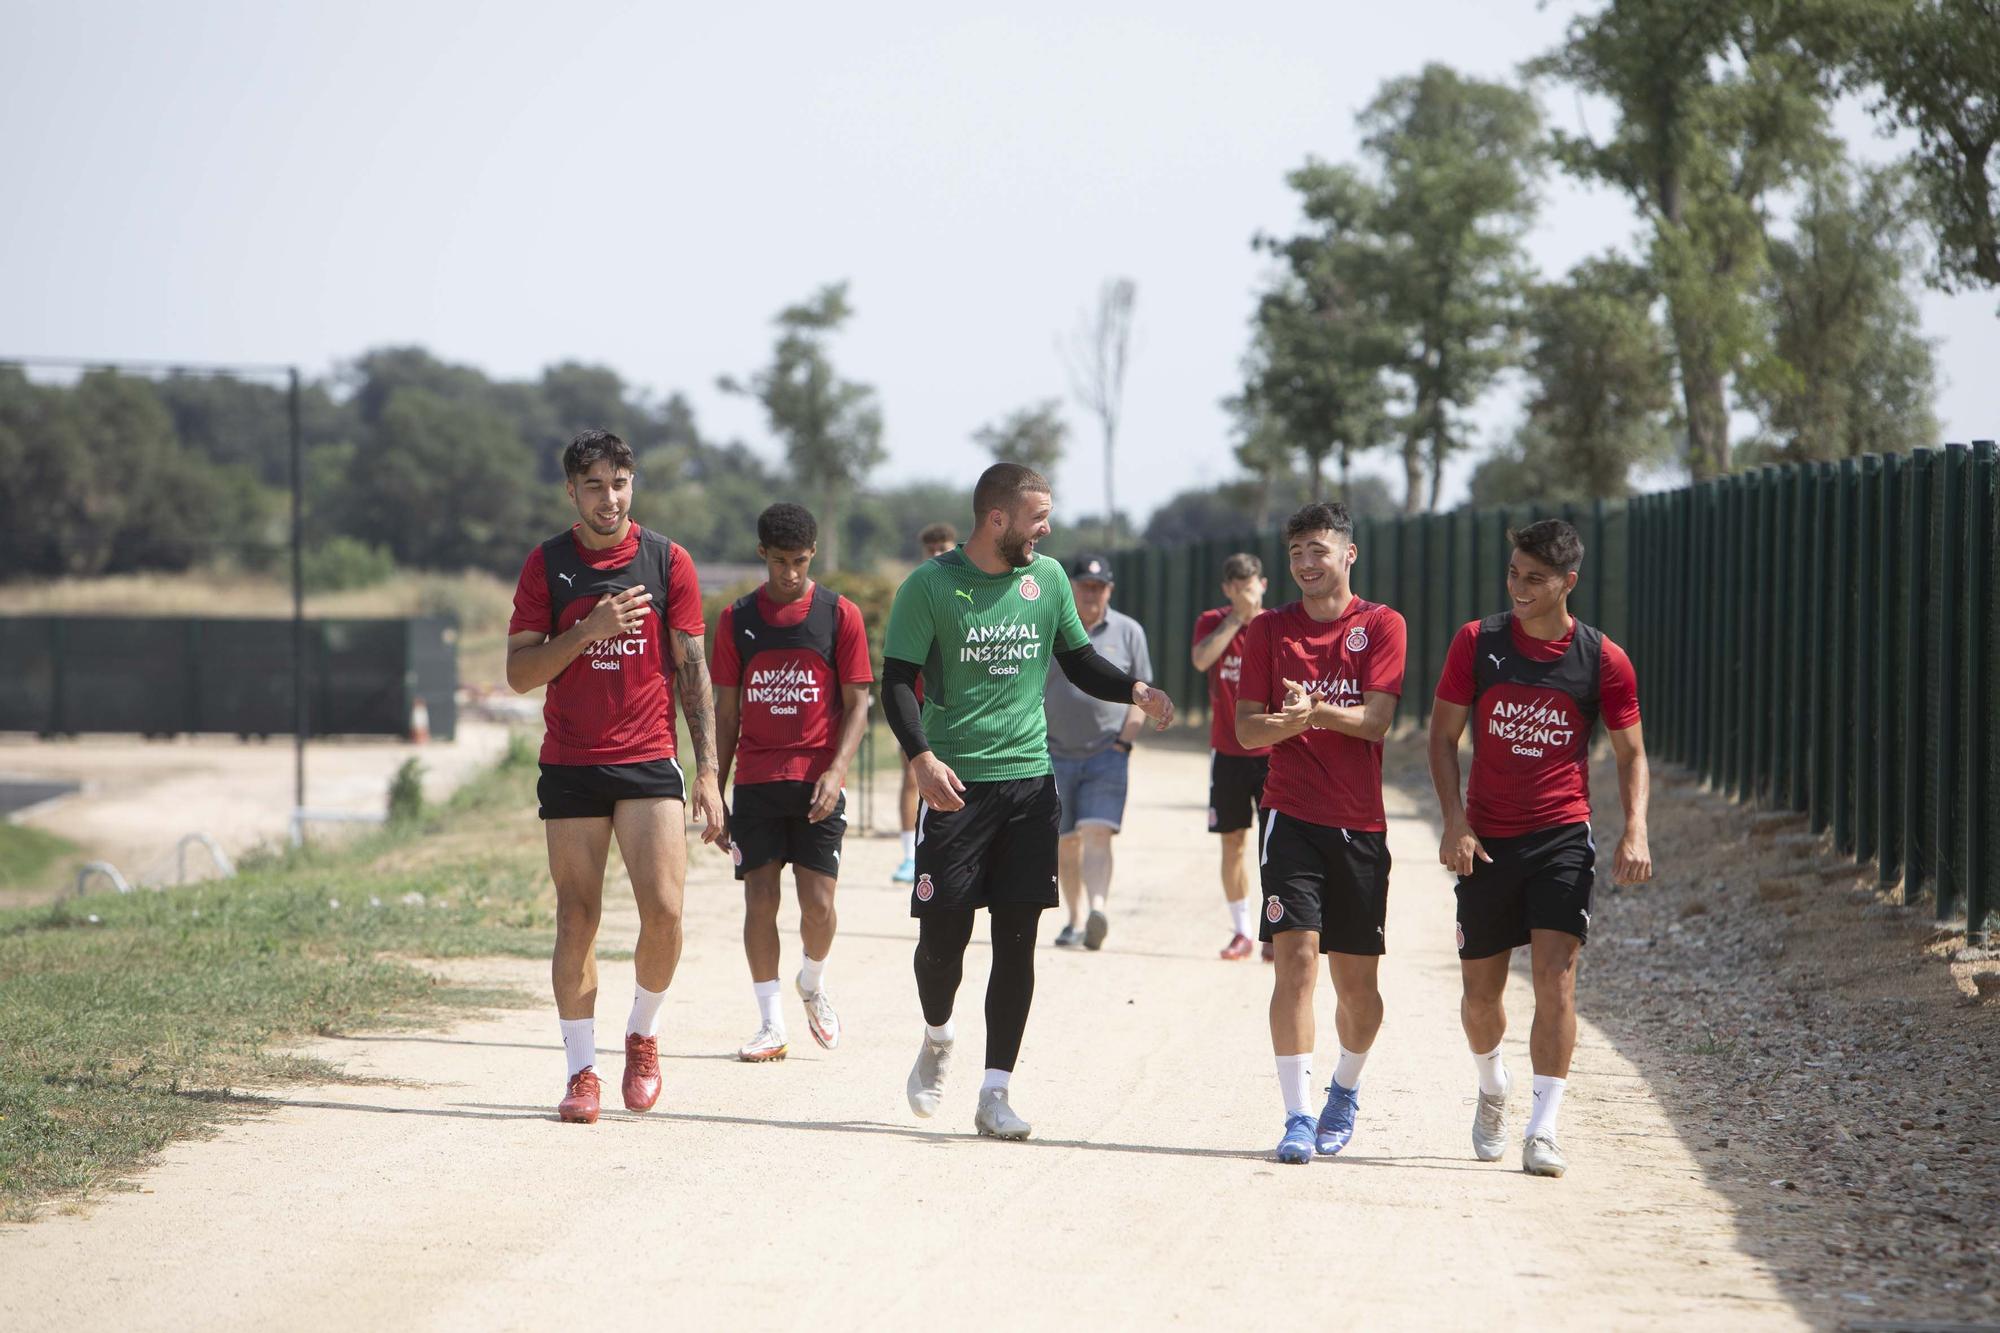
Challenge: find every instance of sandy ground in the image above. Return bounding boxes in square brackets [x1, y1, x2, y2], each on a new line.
[0, 721, 513, 893]
[0, 742, 1809, 1331]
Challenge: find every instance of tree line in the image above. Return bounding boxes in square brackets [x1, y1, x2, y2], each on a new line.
[1233, 0, 1995, 514]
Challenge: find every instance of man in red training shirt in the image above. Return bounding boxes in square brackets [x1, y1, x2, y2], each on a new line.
[505, 429, 726, 1125]
[1190, 550, 1273, 961]
[1235, 502, 1406, 1166]
[713, 503, 874, 1063]
[1428, 518, 1653, 1180]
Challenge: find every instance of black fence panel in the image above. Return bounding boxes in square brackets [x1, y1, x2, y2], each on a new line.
[1115, 446, 1996, 936]
[0, 615, 456, 740]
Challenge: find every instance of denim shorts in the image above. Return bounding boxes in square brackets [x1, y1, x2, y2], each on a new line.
[1051, 745, 1130, 835]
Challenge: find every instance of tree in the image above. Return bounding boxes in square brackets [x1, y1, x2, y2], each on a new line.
[1362, 64, 1543, 511]
[1224, 392, 1300, 532]
[1530, 1, 1840, 480]
[1247, 161, 1395, 496]
[1831, 0, 2000, 298]
[1517, 256, 1676, 498]
[721, 282, 885, 573]
[1747, 161, 1940, 459]
[1062, 277, 1136, 546]
[341, 387, 539, 573]
[973, 400, 1068, 476]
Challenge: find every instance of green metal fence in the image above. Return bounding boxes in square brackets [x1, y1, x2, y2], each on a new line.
[1115, 441, 1998, 938]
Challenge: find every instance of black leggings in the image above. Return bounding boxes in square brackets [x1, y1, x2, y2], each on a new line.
[913, 904, 1043, 1072]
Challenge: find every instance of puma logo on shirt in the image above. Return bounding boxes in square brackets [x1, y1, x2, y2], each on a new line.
[558, 572, 576, 587]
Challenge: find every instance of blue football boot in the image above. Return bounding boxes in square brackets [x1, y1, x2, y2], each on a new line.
[1316, 1081, 1359, 1155]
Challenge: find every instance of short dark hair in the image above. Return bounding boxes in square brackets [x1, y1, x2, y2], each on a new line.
[1509, 519, 1584, 575]
[562, 428, 635, 480]
[972, 463, 1051, 524]
[757, 502, 818, 552]
[1221, 552, 1262, 582]
[917, 521, 958, 547]
[1283, 501, 1354, 544]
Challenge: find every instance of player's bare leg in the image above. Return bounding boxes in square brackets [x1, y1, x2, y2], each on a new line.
[894, 757, 918, 883]
[1077, 824, 1114, 949]
[1522, 929, 1580, 1175]
[548, 816, 613, 1121]
[1056, 833, 1086, 942]
[611, 797, 684, 1108]
[1219, 828, 1254, 957]
[1461, 950, 1514, 1160]
[793, 866, 841, 1048]
[1314, 952, 1381, 1156]
[1268, 930, 1319, 1161]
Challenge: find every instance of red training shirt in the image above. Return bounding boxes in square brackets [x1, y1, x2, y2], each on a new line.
[1434, 616, 1641, 838]
[712, 583, 874, 786]
[508, 524, 705, 766]
[1237, 597, 1407, 831]
[1194, 606, 1271, 758]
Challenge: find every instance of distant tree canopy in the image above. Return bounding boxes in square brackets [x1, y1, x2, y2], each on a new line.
[0, 344, 960, 586]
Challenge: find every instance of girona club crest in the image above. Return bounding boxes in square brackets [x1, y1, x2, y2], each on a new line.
[729, 841, 743, 867]
[1345, 625, 1369, 653]
[915, 873, 935, 902]
[1265, 895, 1284, 924]
[1019, 575, 1041, 602]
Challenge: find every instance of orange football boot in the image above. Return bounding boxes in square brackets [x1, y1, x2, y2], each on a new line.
[622, 1033, 662, 1112]
[557, 1068, 601, 1124]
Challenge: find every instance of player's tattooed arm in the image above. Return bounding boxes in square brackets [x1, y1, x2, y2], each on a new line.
[673, 628, 729, 846]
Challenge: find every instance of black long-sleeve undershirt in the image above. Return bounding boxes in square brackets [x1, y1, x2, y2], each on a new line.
[881, 647, 1143, 762]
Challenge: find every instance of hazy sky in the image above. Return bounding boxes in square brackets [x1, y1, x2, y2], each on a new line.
[3, 1, 1993, 521]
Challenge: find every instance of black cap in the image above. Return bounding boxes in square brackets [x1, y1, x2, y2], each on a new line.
[1068, 553, 1114, 583]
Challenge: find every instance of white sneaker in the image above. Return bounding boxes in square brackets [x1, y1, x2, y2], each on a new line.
[796, 975, 841, 1050]
[906, 1034, 953, 1118]
[974, 1086, 1032, 1140]
[737, 1023, 788, 1062]
[1522, 1131, 1567, 1178]
[1472, 1077, 1509, 1162]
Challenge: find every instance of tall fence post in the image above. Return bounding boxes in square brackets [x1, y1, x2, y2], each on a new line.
[1876, 452, 1904, 888]
[1902, 448, 1934, 899]
[1932, 444, 1967, 920]
[1963, 441, 1995, 941]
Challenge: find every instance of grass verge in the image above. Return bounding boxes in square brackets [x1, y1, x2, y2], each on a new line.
[0, 823, 79, 895]
[0, 734, 563, 1223]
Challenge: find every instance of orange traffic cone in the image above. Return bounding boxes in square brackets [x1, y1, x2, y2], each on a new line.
[409, 696, 431, 744]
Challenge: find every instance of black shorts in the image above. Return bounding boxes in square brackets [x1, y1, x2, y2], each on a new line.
[1257, 810, 1390, 955]
[911, 775, 1060, 916]
[538, 758, 686, 820]
[1455, 821, 1595, 959]
[1208, 751, 1268, 835]
[729, 780, 846, 880]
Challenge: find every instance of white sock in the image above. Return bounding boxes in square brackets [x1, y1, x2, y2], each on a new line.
[1526, 1075, 1567, 1140]
[900, 831, 916, 859]
[1332, 1043, 1368, 1092]
[1472, 1044, 1508, 1097]
[1228, 896, 1253, 938]
[797, 954, 827, 996]
[1276, 1054, 1313, 1117]
[924, 1019, 954, 1044]
[753, 978, 784, 1031]
[981, 1068, 1010, 1092]
[626, 984, 666, 1039]
[560, 1018, 595, 1077]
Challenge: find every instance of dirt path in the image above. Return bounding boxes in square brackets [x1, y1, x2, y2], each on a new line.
[0, 743, 1806, 1330]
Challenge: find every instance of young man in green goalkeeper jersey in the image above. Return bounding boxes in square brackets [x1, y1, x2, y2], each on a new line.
[880, 463, 1175, 1139]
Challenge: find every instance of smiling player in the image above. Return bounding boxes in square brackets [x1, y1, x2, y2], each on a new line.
[1427, 519, 1651, 1178]
[1235, 502, 1406, 1165]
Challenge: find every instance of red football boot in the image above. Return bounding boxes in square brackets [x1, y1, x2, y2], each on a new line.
[1220, 933, 1254, 961]
[557, 1068, 601, 1124]
[622, 1033, 662, 1112]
